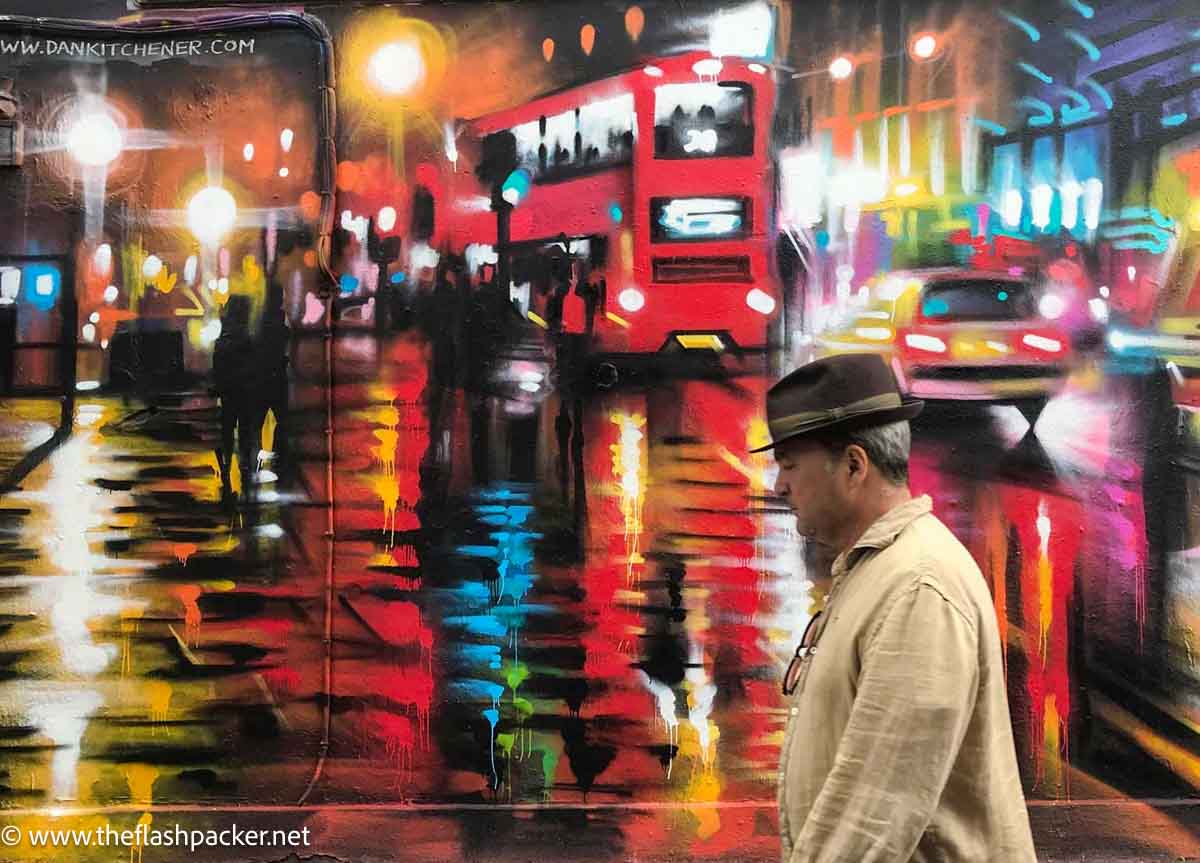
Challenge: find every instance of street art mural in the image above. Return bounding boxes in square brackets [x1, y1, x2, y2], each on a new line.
[0, 0, 1196, 860]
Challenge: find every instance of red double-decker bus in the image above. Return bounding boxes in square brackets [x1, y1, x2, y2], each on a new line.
[444, 51, 780, 359]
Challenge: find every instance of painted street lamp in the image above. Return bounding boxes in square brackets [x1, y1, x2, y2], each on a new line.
[187, 186, 238, 247]
[368, 41, 424, 95]
[66, 111, 122, 167]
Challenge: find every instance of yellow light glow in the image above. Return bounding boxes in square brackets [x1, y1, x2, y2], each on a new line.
[369, 41, 425, 95]
[340, 13, 448, 120]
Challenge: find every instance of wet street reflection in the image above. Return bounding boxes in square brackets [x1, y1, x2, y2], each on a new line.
[1, 331, 1199, 860]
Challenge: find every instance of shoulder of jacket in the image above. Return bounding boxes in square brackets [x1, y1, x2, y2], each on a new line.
[880, 521, 983, 630]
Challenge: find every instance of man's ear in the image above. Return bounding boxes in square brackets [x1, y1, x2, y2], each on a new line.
[844, 443, 869, 480]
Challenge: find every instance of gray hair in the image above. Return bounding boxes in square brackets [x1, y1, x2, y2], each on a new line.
[819, 421, 911, 486]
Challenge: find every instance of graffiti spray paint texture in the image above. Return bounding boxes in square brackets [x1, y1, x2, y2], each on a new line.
[0, 0, 1195, 859]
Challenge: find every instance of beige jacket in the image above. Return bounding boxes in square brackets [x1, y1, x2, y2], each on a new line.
[779, 496, 1036, 862]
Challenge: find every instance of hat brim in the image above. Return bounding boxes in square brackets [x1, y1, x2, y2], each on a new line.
[749, 397, 924, 453]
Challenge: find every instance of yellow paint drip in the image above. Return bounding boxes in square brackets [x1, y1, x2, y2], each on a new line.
[120, 606, 144, 676]
[687, 772, 723, 839]
[374, 475, 401, 545]
[369, 400, 403, 545]
[133, 812, 154, 863]
[1036, 499, 1052, 667]
[261, 409, 277, 456]
[1041, 694, 1064, 797]
[373, 429, 399, 476]
[147, 681, 172, 726]
[122, 764, 159, 805]
[174, 585, 202, 648]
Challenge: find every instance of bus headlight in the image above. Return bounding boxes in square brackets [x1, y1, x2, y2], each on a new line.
[746, 288, 776, 315]
[619, 287, 645, 312]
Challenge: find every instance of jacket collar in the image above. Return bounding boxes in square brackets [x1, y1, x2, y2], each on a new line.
[831, 495, 933, 579]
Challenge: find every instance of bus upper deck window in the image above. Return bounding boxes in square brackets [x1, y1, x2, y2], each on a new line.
[653, 82, 753, 159]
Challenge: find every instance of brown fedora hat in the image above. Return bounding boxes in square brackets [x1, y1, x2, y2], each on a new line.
[751, 353, 923, 453]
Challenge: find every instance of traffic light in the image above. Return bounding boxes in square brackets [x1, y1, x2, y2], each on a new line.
[475, 130, 519, 191]
[367, 217, 401, 265]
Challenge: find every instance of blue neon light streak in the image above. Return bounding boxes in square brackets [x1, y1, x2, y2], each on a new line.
[1113, 237, 1170, 254]
[1000, 11, 1040, 42]
[974, 118, 1008, 136]
[1018, 62, 1053, 84]
[1067, 0, 1094, 18]
[1017, 98, 1055, 127]
[1065, 29, 1100, 61]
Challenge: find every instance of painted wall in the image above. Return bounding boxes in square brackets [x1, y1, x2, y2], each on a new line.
[0, 1, 1196, 860]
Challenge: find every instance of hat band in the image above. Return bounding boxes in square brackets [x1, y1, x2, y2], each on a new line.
[769, 392, 903, 442]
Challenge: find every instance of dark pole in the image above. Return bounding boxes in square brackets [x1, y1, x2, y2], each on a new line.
[494, 192, 512, 293]
[367, 215, 401, 336]
[59, 204, 80, 430]
[476, 130, 519, 294]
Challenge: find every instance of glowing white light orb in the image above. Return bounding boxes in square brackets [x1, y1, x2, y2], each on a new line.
[1038, 293, 1067, 320]
[93, 244, 112, 274]
[911, 34, 938, 59]
[66, 111, 123, 167]
[829, 56, 854, 80]
[187, 187, 238, 246]
[368, 41, 424, 95]
[377, 206, 397, 232]
[619, 287, 645, 312]
[746, 288, 776, 315]
[142, 255, 163, 279]
[200, 318, 222, 346]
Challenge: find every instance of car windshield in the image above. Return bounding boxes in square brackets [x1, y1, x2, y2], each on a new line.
[919, 279, 1036, 321]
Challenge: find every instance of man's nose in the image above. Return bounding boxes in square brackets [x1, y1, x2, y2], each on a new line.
[773, 473, 787, 498]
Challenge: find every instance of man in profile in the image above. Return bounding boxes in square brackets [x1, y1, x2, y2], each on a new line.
[759, 353, 1036, 862]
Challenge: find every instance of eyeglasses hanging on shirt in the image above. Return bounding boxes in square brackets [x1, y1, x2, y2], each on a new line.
[782, 610, 823, 696]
